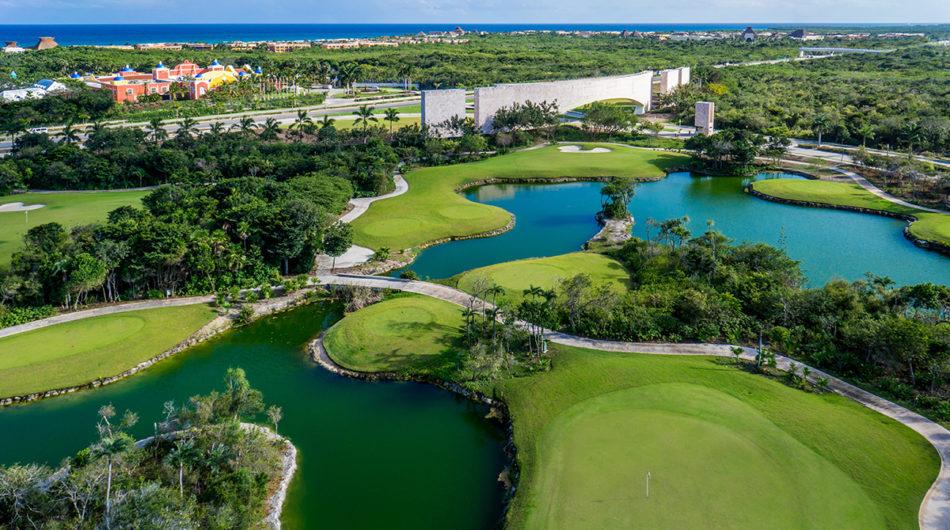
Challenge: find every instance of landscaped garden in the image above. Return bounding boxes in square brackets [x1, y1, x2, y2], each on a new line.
[0, 304, 217, 397]
[0, 191, 149, 263]
[751, 178, 950, 248]
[322, 293, 940, 530]
[350, 143, 687, 251]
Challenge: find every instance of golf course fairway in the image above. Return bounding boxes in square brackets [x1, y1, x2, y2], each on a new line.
[350, 143, 686, 251]
[0, 304, 217, 397]
[452, 252, 629, 304]
[0, 190, 150, 264]
[324, 294, 939, 529]
[529, 383, 882, 529]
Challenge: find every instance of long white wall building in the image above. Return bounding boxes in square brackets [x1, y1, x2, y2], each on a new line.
[473, 71, 654, 133]
[420, 89, 466, 136]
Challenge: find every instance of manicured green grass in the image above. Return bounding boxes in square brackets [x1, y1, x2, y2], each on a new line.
[351, 144, 686, 251]
[452, 252, 630, 304]
[0, 304, 217, 397]
[323, 294, 462, 377]
[325, 292, 938, 529]
[496, 345, 937, 529]
[752, 179, 950, 248]
[322, 116, 421, 130]
[0, 191, 150, 265]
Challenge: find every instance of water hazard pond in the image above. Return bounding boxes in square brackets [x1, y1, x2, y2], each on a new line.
[404, 172, 950, 286]
[0, 303, 508, 528]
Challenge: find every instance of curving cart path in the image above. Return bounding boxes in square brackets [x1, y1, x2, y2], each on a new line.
[313, 272, 950, 530]
[315, 173, 409, 271]
[5, 153, 950, 527]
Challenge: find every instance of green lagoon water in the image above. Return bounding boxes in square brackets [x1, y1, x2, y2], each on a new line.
[0, 303, 507, 529]
[404, 173, 950, 286]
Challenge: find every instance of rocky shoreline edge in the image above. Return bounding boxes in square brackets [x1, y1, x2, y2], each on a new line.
[0, 289, 324, 407]
[747, 187, 950, 257]
[309, 331, 520, 523]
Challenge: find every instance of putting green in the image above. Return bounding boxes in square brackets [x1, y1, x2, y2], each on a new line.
[0, 191, 150, 266]
[529, 383, 883, 529]
[454, 252, 630, 305]
[0, 304, 217, 397]
[752, 179, 950, 248]
[351, 143, 686, 251]
[323, 294, 463, 375]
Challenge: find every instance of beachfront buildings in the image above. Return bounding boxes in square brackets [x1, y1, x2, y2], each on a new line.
[85, 61, 261, 103]
[1, 79, 67, 102]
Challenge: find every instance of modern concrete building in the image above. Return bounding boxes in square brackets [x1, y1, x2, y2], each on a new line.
[421, 89, 466, 137]
[658, 67, 690, 95]
[473, 72, 654, 133]
[695, 101, 715, 135]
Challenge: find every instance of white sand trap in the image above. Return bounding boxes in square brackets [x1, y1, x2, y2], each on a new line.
[558, 145, 612, 154]
[0, 202, 45, 212]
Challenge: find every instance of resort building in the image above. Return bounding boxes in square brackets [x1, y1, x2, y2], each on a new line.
[2, 41, 24, 53]
[742, 27, 757, 42]
[1, 79, 67, 102]
[86, 61, 261, 103]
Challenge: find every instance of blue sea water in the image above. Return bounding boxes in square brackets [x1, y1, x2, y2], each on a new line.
[0, 23, 889, 47]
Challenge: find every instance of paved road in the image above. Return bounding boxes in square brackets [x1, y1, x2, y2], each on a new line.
[0, 96, 422, 154]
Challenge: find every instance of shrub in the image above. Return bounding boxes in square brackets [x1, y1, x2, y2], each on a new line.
[236, 305, 254, 325]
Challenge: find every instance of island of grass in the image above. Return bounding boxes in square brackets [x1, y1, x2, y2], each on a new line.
[751, 179, 950, 249]
[350, 143, 686, 251]
[0, 191, 150, 264]
[0, 304, 218, 398]
[323, 294, 939, 529]
[449, 252, 630, 305]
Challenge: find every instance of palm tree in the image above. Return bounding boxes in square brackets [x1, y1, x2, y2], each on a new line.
[93, 435, 132, 529]
[231, 117, 258, 137]
[353, 105, 377, 139]
[461, 307, 477, 346]
[291, 110, 312, 140]
[812, 112, 835, 147]
[163, 439, 199, 497]
[259, 117, 280, 140]
[383, 108, 400, 135]
[177, 117, 197, 140]
[337, 63, 360, 94]
[856, 123, 875, 148]
[319, 115, 336, 130]
[208, 122, 224, 137]
[59, 122, 82, 145]
[146, 118, 167, 145]
[398, 64, 413, 90]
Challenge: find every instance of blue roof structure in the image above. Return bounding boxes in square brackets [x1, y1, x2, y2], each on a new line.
[70, 72, 82, 79]
[121, 65, 134, 72]
[113, 76, 125, 82]
[254, 67, 263, 74]
[211, 59, 221, 66]
[156, 62, 166, 68]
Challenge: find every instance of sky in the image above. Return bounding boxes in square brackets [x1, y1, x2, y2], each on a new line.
[1, 0, 949, 25]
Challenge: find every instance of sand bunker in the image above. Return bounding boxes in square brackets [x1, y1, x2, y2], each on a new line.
[0, 202, 46, 212]
[558, 145, 612, 154]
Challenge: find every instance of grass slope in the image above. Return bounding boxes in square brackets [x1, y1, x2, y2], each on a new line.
[0, 191, 150, 265]
[452, 252, 630, 305]
[0, 304, 217, 397]
[752, 179, 950, 248]
[350, 143, 686, 251]
[325, 294, 938, 529]
[323, 294, 463, 377]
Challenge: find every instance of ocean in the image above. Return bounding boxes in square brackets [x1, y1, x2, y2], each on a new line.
[0, 23, 883, 47]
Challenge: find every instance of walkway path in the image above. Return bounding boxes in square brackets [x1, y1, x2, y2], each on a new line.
[315, 173, 409, 271]
[831, 166, 947, 214]
[313, 272, 950, 530]
[0, 295, 214, 340]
